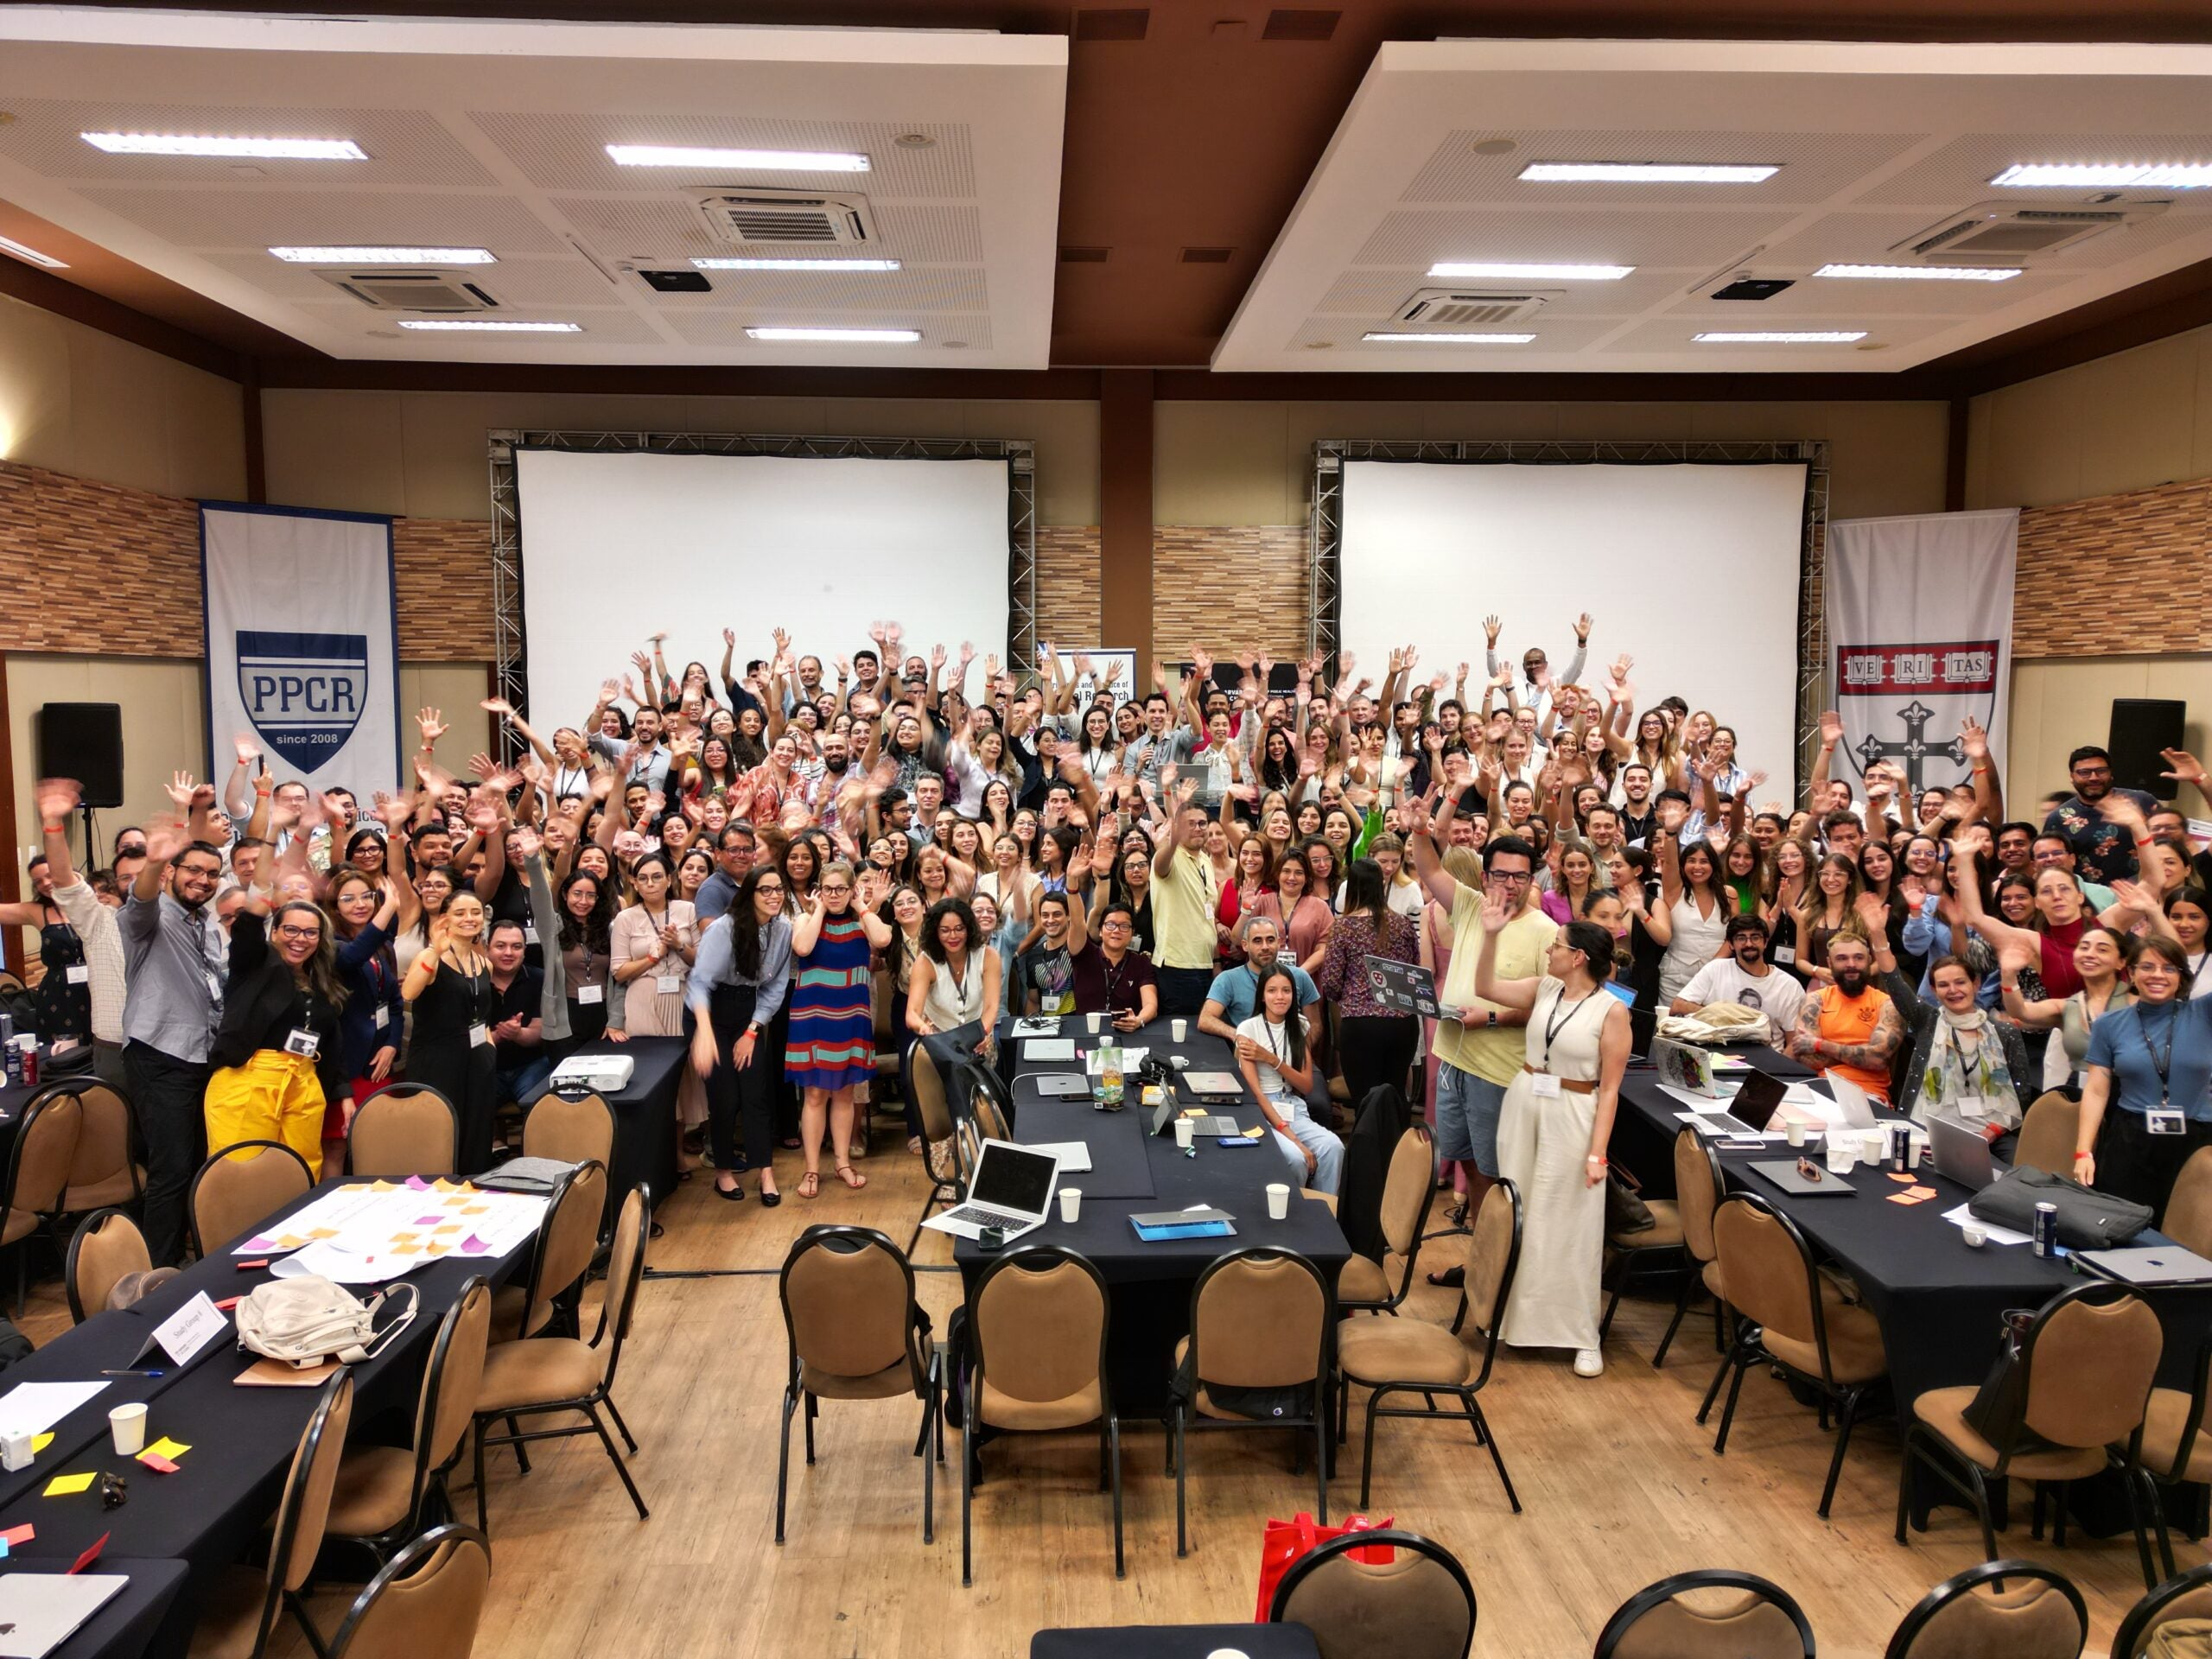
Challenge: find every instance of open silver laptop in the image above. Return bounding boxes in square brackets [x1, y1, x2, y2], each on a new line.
[1929, 1114, 1999, 1191]
[920, 1139, 1061, 1242]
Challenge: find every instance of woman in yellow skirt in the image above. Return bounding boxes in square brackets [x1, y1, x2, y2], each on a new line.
[204, 898, 347, 1178]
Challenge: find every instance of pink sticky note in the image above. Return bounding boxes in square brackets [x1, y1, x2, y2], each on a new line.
[404, 1176, 432, 1192]
[460, 1234, 490, 1255]
[241, 1236, 276, 1253]
[2, 1524, 34, 1547]
[136, 1452, 179, 1476]
[414, 1215, 442, 1226]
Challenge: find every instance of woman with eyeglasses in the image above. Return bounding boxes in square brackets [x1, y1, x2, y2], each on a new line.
[323, 864, 406, 1174]
[785, 861, 895, 1198]
[611, 850, 705, 1149]
[401, 888, 500, 1173]
[2075, 935, 2212, 1224]
[689, 866, 793, 1203]
[205, 896, 348, 1176]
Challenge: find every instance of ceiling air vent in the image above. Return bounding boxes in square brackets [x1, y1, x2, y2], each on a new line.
[1890, 198, 2169, 262]
[690, 188, 876, 246]
[1393, 288, 1554, 327]
[314, 269, 500, 312]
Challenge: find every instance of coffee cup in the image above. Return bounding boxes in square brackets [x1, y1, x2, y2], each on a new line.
[1961, 1225, 1987, 1249]
[1087, 1012, 1104, 1034]
[1172, 1018, 1188, 1042]
[1174, 1118, 1195, 1150]
[1058, 1187, 1082, 1224]
[1784, 1120, 1807, 1148]
[1266, 1183, 1290, 1221]
[1825, 1143, 1853, 1175]
[109, 1402, 147, 1456]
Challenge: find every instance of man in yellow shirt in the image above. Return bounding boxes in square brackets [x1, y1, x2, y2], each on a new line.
[1151, 796, 1220, 1019]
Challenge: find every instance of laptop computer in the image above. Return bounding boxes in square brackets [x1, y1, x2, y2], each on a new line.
[1656, 1038, 1722, 1098]
[1033, 1073, 1091, 1098]
[1180, 1070, 1246, 1097]
[1929, 1114, 1999, 1192]
[1363, 957, 1459, 1020]
[2076, 1245, 2212, 1287]
[918, 1139, 1061, 1242]
[1823, 1074, 1881, 1128]
[1708, 1070, 1789, 1136]
[1154, 1100, 1241, 1138]
[0, 1574, 127, 1659]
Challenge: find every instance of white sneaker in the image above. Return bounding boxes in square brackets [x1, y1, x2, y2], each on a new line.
[1573, 1348, 1605, 1378]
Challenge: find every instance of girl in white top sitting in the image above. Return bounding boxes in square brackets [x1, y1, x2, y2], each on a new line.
[1236, 963, 1344, 1195]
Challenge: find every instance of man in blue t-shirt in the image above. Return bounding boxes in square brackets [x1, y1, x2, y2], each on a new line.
[2042, 744, 2158, 886]
[1199, 913, 1326, 1112]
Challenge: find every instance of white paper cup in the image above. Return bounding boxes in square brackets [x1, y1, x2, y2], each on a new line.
[1174, 1118, 1195, 1149]
[109, 1402, 147, 1456]
[1785, 1121, 1807, 1148]
[1825, 1144, 1853, 1174]
[1058, 1187, 1082, 1224]
[1266, 1183, 1291, 1221]
[1087, 1012, 1104, 1033]
[1861, 1130, 1888, 1167]
[1172, 1018, 1188, 1042]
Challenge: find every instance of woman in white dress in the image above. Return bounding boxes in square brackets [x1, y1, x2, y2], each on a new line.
[1474, 902, 1630, 1379]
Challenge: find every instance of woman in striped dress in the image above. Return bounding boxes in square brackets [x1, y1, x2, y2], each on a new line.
[785, 861, 893, 1198]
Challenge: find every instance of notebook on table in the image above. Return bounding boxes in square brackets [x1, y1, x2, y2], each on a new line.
[0, 1573, 128, 1659]
[1129, 1206, 1236, 1241]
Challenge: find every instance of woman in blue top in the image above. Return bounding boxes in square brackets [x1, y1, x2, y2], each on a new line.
[2076, 937, 2212, 1225]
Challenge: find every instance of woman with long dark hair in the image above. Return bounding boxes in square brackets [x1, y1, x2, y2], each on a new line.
[324, 863, 404, 1173]
[550, 868, 617, 1059]
[1317, 857, 1421, 1106]
[789, 861, 895, 1198]
[401, 889, 500, 1173]
[1236, 963, 1342, 1194]
[688, 865, 792, 1203]
[2077, 935, 2212, 1225]
[205, 897, 348, 1175]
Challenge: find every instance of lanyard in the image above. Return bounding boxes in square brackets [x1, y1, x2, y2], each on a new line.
[1541, 989, 1596, 1069]
[2137, 1001, 2179, 1106]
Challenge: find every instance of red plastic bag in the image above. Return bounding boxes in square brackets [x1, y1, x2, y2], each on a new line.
[1253, 1510, 1394, 1621]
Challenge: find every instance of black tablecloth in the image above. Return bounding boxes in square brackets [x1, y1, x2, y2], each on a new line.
[559, 1035, 683, 1211]
[961, 1016, 1351, 1412]
[0, 1179, 537, 1657]
[1032, 1624, 1319, 1659]
[3, 1557, 191, 1659]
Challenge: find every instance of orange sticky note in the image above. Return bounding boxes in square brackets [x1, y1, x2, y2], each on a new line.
[461, 1205, 489, 1216]
[1887, 1192, 1920, 1205]
[275, 1235, 307, 1250]
[390, 1243, 421, 1257]
[369, 1180, 397, 1192]
[1906, 1185, 1937, 1199]
[433, 1224, 461, 1236]
[309, 1228, 340, 1241]
[1886, 1172, 1915, 1184]
[391, 1233, 416, 1245]
[433, 1179, 463, 1192]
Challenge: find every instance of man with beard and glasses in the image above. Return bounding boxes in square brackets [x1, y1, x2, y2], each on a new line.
[2043, 744, 2158, 886]
[1785, 932, 1904, 1103]
[1669, 913, 1805, 1033]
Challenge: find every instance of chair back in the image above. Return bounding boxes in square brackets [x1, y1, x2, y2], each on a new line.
[2012, 1091, 2081, 1179]
[589, 1186, 651, 1391]
[2112, 1563, 2212, 1659]
[5, 1091, 82, 1221]
[1673, 1128, 1725, 1263]
[350, 1086, 458, 1179]
[326, 1524, 491, 1659]
[1189, 1248, 1328, 1392]
[1595, 1569, 1814, 1659]
[969, 1246, 1109, 1425]
[1376, 1127, 1437, 1284]
[59, 1083, 139, 1211]
[517, 1161, 607, 1337]
[907, 1045, 955, 1143]
[1269, 1527, 1476, 1659]
[2165, 1147, 2212, 1259]
[957, 1058, 1014, 1143]
[2018, 1282, 2162, 1452]
[1460, 1179, 1523, 1378]
[1883, 1560, 2086, 1659]
[522, 1093, 613, 1168]
[190, 1139, 313, 1257]
[779, 1225, 926, 1391]
[414, 1279, 493, 1503]
[65, 1207, 149, 1324]
[270, 1369, 356, 1596]
[1712, 1195, 1828, 1370]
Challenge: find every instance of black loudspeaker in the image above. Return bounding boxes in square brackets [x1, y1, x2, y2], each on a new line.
[37, 703, 124, 809]
[2108, 698, 2186, 800]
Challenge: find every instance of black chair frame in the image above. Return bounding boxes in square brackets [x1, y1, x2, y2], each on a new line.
[1593, 1567, 1814, 1659]
[952, 1055, 1016, 1141]
[1700, 1192, 1891, 1517]
[323, 1523, 491, 1659]
[506, 1160, 605, 1344]
[900, 1046, 963, 1254]
[1266, 1525, 1478, 1658]
[2143, 1335, 2212, 1584]
[2110, 1560, 2212, 1659]
[186, 1137, 313, 1259]
[1340, 1125, 1439, 1316]
[3, 1090, 81, 1314]
[1171, 1245, 1334, 1556]
[1882, 1558, 2087, 1659]
[62, 1204, 141, 1325]
[248, 1367, 354, 1659]
[1646, 1135, 1733, 1369]
[773, 1224, 944, 1547]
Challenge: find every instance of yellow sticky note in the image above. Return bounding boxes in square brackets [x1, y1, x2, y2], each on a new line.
[433, 1179, 462, 1192]
[142, 1437, 190, 1462]
[391, 1233, 416, 1246]
[424, 1241, 451, 1256]
[42, 1472, 95, 1496]
[1243, 1125, 1266, 1140]
[309, 1229, 340, 1241]
[369, 1180, 397, 1192]
[30, 1433, 51, 1453]
[391, 1243, 421, 1256]
[275, 1235, 307, 1250]
[1182, 1108, 1205, 1119]
[433, 1224, 461, 1236]
[461, 1205, 489, 1216]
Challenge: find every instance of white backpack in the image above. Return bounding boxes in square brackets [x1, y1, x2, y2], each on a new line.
[235, 1276, 418, 1369]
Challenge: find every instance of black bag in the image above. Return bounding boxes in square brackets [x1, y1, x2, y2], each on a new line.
[1605, 1162, 1655, 1236]
[1961, 1307, 2044, 1452]
[1969, 1166, 2152, 1250]
[1165, 1342, 1308, 1424]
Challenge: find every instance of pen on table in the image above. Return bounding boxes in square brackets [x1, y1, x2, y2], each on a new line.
[101, 1369, 164, 1376]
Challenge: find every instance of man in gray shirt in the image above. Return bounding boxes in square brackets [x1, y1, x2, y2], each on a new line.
[120, 821, 228, 1264]
[693, 822, 760, 925]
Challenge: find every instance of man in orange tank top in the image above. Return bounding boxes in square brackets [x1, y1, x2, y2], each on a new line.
[1785, 933, 1905, 1100]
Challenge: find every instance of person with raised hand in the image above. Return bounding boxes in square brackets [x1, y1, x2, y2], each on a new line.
[2076, 935, 2212, 1224]
[401, 886, 500, 1173]
[791, 861, 897, 1199]
[32, 778, 125, 1089]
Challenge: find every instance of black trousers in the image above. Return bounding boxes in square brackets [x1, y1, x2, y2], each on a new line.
[1337, 1014, 1419, 1111]
[125, 1040, 211, 1266]
[2095, 1106, 2212, 1230]
[1155, 966, 1213, 1020]
[707, 982, 774, 1174]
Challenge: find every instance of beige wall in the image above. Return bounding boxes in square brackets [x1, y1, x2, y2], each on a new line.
[0, 294, 245, 501]
[2010, 654, 2212, 822]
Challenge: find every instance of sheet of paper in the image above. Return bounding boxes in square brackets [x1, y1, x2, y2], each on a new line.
[41, 1473, 93, 1497]
[152, 1292, 227, 1366]
[0, 1383, 108, 1442]
[1942, 1202, 2032, 1246]
[1659, 1084, 1726, 1112]
[1025, 1141, 1093, 1173]
[270, 1240, 429, 1286]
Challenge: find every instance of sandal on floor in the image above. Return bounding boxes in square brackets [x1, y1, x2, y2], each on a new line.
[835, 1163, 868, 1190]
[798, 1171, 821, 1199]
[1427, 1265, 1465, 1288]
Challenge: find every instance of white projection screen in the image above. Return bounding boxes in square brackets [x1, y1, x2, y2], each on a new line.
[1338, 461, 1808, 780]
[513, 448, 1011, 728]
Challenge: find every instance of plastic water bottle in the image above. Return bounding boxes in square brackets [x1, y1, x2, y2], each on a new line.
[1096, 1034, 1124, 1107]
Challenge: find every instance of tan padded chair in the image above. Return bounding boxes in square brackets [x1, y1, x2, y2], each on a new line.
[189, 1369, 355, 1659]
[774, 1224, 942, 1545]
[1338, 1127, 1437, 1314]
[1171, 1247, 1332, 1556]
[1596, 1570, 1814, 1659]
[489, 1160, 606, 1344]
[2164, 1147, 2212, 1260]
[57, 1082, 143, 1214]
[1882, 1560, 2087, 1659]
[1703, 1192, 1888, 1516]
[327, 1278, 492, 1564]
[323, 1524, 491, 1659]
[2112, 1565, 2212, 1659]
[471, 1185, 649, 1533]
[962, 1245, 1120, 1586]
[1268, 1527, 1478, 1659]
[1337, 1178, 1522, 1516]
[349, 1086, 458, 1179]
[958, 1058, 1014, 1144]
[3, 1089, 81, 1312]
[189, 1140, 313, 1259]
[2132, 1338, 2212, 1585]
[1898, 1281, 2164, 1588]
[2012, 1091, 2082, 1180]
[1652, 1128, 1730, 1369]
[521, 1092, 613, 1168]
[903, 1044, 962, 1252]
[65, 1206, 149, 1325]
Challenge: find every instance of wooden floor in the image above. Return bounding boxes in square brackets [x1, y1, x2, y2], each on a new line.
[19, 1131, 2189, 1659]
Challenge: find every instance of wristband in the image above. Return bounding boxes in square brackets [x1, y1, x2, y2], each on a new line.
[40, 823, 62, 834]
[2073, 1150, 2091, 1162]
[1586, 1154, 1607, 1166]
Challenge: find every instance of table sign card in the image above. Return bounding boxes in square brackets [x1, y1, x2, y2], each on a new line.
[151, 1293, 227, 1367]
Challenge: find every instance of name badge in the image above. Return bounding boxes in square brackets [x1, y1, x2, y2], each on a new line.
[1956, 1094, 1990, 1121]
[65, 964, 89, 985]
[1530, 1073, 1562, 1099]
[576, 982, 604, 1005]
[2073, 1070, 2089, 1094]
[283, 1027, 320, 1058]
[2148, 1108, 2187, 1136]
[657, 973, 683, 995]
[1277, 949, 1299, 967]
[1771, 946, 1796, 966]
[468, 1022, 491, 1048]
[372, 1005, 390, 1030]
[524, 925, 539, 946]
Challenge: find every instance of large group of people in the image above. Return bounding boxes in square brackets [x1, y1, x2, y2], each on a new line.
[18, 615, 2210, 1385]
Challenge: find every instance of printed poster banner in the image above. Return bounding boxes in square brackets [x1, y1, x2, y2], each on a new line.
[202, 502, 401, 798]
[1825, 508, 2018, 801]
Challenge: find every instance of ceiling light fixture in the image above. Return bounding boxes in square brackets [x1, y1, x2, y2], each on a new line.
[1991, 162, 2212, 189]
[270, 245, 495, 264]
[1519, 162, 1776, 184]
[606, 143, 868, 172]
[0, 234, 66, 269]
[1427, 261, 1632, 281]
[82, 132, 365, 160]
[395, 319, 581, 332]
[746, 327, 920, 342]
[690, 257, 901, 271]
[1360, 331, 1535, 344]
[1814, 263, 2021, 282]
[1694, 330, 1866, 343]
